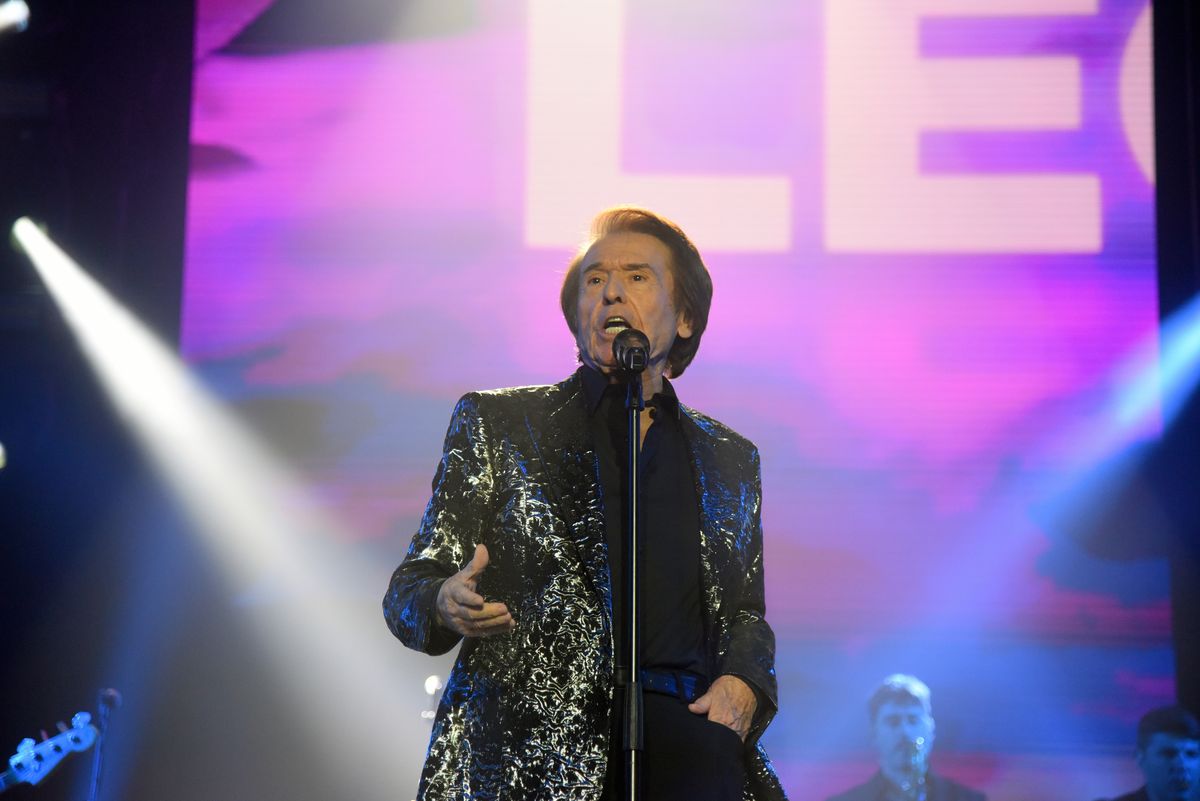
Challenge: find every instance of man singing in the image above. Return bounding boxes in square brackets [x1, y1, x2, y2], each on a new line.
[384, 207, 786, 801]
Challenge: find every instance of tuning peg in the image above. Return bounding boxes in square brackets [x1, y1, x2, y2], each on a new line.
[56, 721, 69, 733]
[71, 712, 91, 729]
[39, 729, 49, 742]
[16, 738, 35, 757]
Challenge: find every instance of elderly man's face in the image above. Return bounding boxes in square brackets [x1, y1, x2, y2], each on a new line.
[873, 700, 935, 776]
[1137, 733, 1200, 801]
[573, 231, 692, 379]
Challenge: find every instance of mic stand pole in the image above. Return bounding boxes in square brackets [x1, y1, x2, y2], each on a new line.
[86, 689, 119, 801]
[621, 374, 645, 801]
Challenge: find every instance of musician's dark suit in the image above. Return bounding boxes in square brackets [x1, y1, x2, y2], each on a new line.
[826, 771, 986, 801]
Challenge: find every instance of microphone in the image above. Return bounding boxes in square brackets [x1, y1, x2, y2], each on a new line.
[612, 328, 650, 373]
[98, 688, 122, 710]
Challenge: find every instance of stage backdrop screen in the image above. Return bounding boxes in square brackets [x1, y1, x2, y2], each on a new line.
[183, 1, 1164, 798]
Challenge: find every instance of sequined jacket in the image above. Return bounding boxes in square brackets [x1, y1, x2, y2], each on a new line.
[384, 372, 786, 801]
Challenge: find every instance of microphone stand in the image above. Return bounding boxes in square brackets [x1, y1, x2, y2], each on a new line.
[86, 688, 120, 801]
[620, 372, 645, 801]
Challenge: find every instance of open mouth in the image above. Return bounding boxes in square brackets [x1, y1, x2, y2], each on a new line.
[603, 316, 631, 335]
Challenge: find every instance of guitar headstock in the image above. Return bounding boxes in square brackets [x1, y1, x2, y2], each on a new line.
[8, 712, 99, 787]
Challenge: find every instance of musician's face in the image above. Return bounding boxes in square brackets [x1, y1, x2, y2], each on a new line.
[873, 700, 935, 774]
[573, 231, 692, 378]
[1137, 734, 1200, 801]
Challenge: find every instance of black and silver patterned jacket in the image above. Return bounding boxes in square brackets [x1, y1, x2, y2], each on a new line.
[384, 370, 787, 801]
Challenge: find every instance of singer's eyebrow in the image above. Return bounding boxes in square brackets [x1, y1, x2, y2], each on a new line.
[582, 261, 653, 274]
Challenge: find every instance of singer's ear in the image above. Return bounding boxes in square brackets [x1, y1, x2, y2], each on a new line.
[676, 311, 694, 340]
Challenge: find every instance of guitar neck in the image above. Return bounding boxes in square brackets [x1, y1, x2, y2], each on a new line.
[3, 719, 98, 792]
[0, 768, 19, 792]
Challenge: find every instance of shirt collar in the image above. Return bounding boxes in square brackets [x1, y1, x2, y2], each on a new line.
[578, 365, 682, 420]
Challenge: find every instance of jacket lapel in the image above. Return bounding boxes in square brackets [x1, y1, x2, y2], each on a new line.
[678, 408, 730, 659]
[534, 374, 613, 616]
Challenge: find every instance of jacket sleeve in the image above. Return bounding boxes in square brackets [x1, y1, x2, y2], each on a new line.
[383, 393, 496, 656]
[717, 446, 779, 746]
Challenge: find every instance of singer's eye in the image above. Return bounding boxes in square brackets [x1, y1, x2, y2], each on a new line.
[586, 274, 603, 286]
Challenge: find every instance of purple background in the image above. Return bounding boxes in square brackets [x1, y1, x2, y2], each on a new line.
[183, 2, 1164, 797]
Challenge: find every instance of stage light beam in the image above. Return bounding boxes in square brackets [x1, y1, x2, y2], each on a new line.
[1115, 293, 1200, 431]
[11, 216, 437, 799]
[0, 0, 29, 33]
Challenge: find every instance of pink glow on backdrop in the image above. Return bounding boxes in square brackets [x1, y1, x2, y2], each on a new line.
[184, 2, 1164, 796]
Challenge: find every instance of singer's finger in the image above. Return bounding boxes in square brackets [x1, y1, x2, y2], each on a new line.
[469, 608, 512, 627]
[460, 543, 490, 580]
[472, 614, 515, 635]
[447, 583, 486, 610]
[463, 602, 510, 621]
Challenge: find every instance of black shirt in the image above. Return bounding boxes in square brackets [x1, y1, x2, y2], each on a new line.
[580, 366, 707, 679]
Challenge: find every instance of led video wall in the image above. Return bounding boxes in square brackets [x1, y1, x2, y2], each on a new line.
[184, 2, 1163, 797]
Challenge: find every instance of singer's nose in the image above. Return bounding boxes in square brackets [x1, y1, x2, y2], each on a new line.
[603, 274, 624, 303]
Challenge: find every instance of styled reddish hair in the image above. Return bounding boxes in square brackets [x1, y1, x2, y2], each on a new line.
[560, 207, 712, 378]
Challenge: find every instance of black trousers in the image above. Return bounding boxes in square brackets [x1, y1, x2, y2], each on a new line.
[601, 691, 746, 801]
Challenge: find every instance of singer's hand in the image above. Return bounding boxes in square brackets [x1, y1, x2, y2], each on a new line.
[436, 544, 515, 638]
[688, 674, 757, 741]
